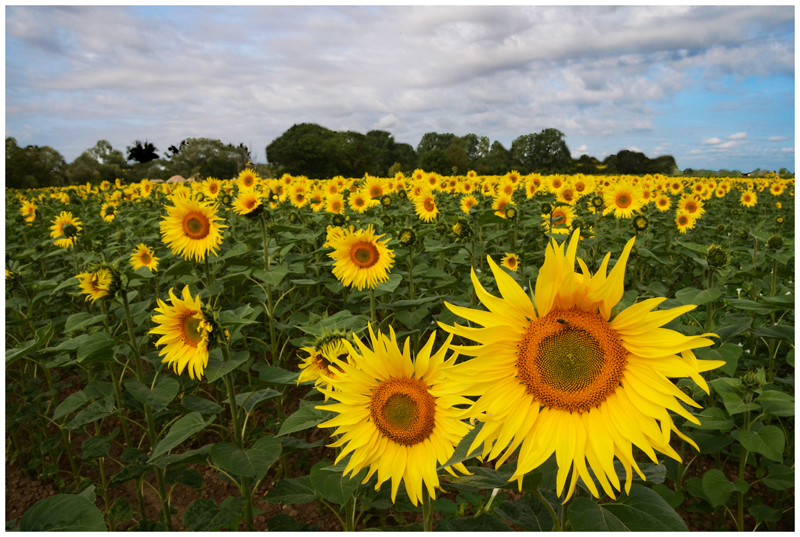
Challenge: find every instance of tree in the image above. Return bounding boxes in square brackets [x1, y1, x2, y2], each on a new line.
[473, 141, 513, 175]
[266, 124, 339, 178]
[391, 143, 418, 174]
[417, 132, 456, 156]
[126, 140, 159, 164]
[530, 128, 574, 173]
[418, 148, 453, 175]
[6, 138, 68, 189]
[166, 138, 243, 179]
[67, 152, 102, 184]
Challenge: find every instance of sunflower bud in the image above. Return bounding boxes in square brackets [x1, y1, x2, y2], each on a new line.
[331, 213, 346, 227]
[220, 193, 233, 207]
[767, 235, 784, 251]
[740, 371, 764, 393]
[775, 215, 785, 226]
[398, 227, 416, 247]
[706, 244, 728, 269]
[541, 203, 553, 215]
[504, 207, 518, 220]
[143, 199, 154, 209]
[716, 224, 726, 234]
[632, 215, 649, 232]
[380, 195, 392, 207]
[288, 211, 300, 224]
[435, 221, 448, 235]
[397, 189, 408, 200]
[731, 208, 740, 217]
[452, 218, 472, 240]
[591, 195, 604, 208]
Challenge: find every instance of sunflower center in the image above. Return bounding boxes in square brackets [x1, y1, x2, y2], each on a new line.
[350, 242, 379, 268]
[370, 377, 435, 446]
[616, 194, 631, 208]
[370, 187, 381, 198]
[181, 313, 206, 346]
[183, 212, 210, 240]
[244, 198, 256, 209]
[552, 211, 567, 226]
[516, 308, 627, 413]
[141, 253, 151, 264]
[423, 199, 435, 212]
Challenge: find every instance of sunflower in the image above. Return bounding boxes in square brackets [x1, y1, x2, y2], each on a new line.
[349, 190, 378, 214]
[140, 179, 152, 197]
[603, 182, 642, 218]
[655, 194, 672, 212]
[130, 244, 159, 272]
[76, 268, 114, 303]
[203, 177, 223, 198]
[675, 212, 696, 234]
[160, 196, 226, 261]
[492, 193, 514, 218]
[150, 286, 215, 380]
[325, 193, 346, 214]
[233, 189, 263, 218]
[740, 190, 758, 207]
[297, 334, 353, 396]
[365, 177, 386, 199]
[308, 190, 326, 212]
[677, 196, 705, 219]
[328, 225, 395, 290]
[50, 211, 83, 249]
[501, 253, 519, 272]
[460, 195, 479, 214]
[414, 190, 439, 222]
[316, 326, 472, 506]
[237, 168, 260, 190]
[542, 205, 575, 234]
[101, 202, 117, 222]
[20, 200, 37, 224]
[439, 230, 722, 501]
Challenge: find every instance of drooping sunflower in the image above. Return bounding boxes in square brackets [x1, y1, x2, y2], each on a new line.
[297, 333, 353, 396]
[160, 196, 226, 261]
[50, 211, 83, 249]
[76, 268, 114, 303]
[130, 243, 159, 272]
[414, 190, 439, 222]
[328, 225, 395, 290]
[501, 253, 519, 272]
[316, 326, 473, 506]
[233, 189, 263, 218]
[101, 202, 117, 222]
[150, 286, 215, 380]
[439, 230, 722, 501]
[740, 190, 758, 207]
[20, 200, 37, 224]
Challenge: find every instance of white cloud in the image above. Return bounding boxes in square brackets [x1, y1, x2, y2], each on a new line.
[703, 137, 722, 145]
[781, 147, 794, 153]
[716, 141, 738, 149]
[576, 144, 588, 151]
[374, 114, 398, 130]
[689, 149, 703, 154]
[769, 136, 788, 141]
[727, 132, 747, 139]
[628, 146, 642, 152]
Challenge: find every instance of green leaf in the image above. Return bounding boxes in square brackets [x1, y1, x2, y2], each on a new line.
[76, 331, 117, 364]
[755, 391, 794, 417]
[685, 407, 733, 432]
[254, 265, 289, 287]
[277, 402, 336, 436]
[107, 498, 134, 525]
[761, 464, 793, 491]
[108, 465, 150, 488]
[183, 499, 236, 532]
[279, 436, 325, 454]
[226, 388, 281, 413]
[728, 299, 778, 315]
[19, 494, 106, 531]
[685, 431, 734, 454]
[722, 393, 760, 415]
[373, 272, 403, 294]
[165, 466, 204, 490]
[675, 287, 720, 306]
[259, 365, 308, 386]
[164, 260, 196, 277]
[263, 475, 319, 504]
[182, 395, 223, 415]
[148, 412, 214, 463]
[124, 378, 179, 412]
[53, 390, 91, 421]
[752, 324, 795, 342]
[80, 428, 119, 459]
[713, 318, 752, 343]
[64, 313, 108, 333]
[218, 304, 259, 326]
[204, 350, 249, 382]
[738, 426, 785, 462]
[651, 483, 685, 509]
[495, 494, 557, 531]
[266, 513, 318, 531]
[701, 469, 737, 507]
[210, 441, 281, 480]
[708, 377, 743, 398]
[709, 343, 743, 377]
[153, 445, 213, 469]
[748, 504, 784, 525]
[66, 396, 117, 430]
[309, 460, 365, 505]
[440, 421, 483, 469]
[675, 241, 709, 255]
[6, 321, 54, 365]
[572, 484, 687, 531]
[447, 465, 542, 494]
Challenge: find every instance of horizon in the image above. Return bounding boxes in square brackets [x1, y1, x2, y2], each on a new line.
[6, 5, 795, 172]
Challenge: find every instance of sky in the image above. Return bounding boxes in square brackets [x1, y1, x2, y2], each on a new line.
[5, 5, 796, 173]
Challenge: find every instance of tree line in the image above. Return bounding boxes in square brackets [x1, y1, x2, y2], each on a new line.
[7, 125, 695, 189]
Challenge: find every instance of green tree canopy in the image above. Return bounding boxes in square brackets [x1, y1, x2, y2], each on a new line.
[6, 137, 68, 189]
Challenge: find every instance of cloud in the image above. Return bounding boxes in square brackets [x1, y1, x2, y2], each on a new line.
[689, 149, 703, 154]
[628, 146, 642, 152]
[716, 141, 738, 149]
[374, 114, 398, 130]
[769, 136, 788, 141]
[576, 144, 588, 151]
[727, 132, 746, 139]
[781, 147, 794, 153]
[703, 137, 723, 145]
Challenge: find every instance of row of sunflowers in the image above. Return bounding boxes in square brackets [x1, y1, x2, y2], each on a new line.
[6, 169, 794, 531]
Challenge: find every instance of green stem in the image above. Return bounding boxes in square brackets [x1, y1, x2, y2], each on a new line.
[259, 215, 277, 364]
[532, 488, 561, 532]
[421, 487, 435, 531]
[408, 246, 415, 301]
[705, 268, 714, 333]
[370, 287, 377, 325]
[344, 495, 358, 532]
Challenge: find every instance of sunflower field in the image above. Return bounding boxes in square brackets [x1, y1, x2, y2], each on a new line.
[5, 170, 795, 531]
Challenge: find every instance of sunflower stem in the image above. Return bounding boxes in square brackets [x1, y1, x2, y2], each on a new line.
[531, 488, 560, 532]
[259, 214, 278, 364]
[344, 495, 358, 531]
[370, 287, 377, 325]
[421, 487, 435, 531]
[121, 289, 174, 531]
[408, 246, 415, 301]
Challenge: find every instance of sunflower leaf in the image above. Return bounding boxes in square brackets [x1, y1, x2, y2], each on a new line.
[19, 494, 107, 532]
[277, 402, 336, 437]
[738, 426, 785, 462]
[569, 484, 687, 531]
[263, 475, 319, 504]
[148, 412, 214, 463]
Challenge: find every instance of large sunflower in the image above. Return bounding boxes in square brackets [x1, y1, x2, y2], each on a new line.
[439, 230, 723, 501]
[160, 196, 226, 261]
[328, 225, 395, 290]
[150, 286, 214, 380]
[50, 211, 83, 249]
[603, 182, 642, 218]
[316, 326, 472, 505]
[413, 190, 439, 222]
